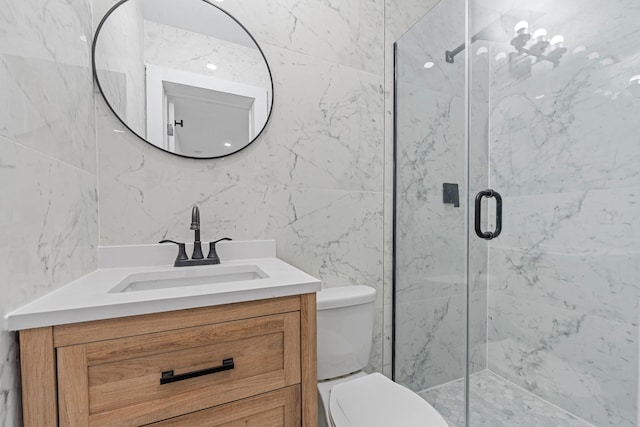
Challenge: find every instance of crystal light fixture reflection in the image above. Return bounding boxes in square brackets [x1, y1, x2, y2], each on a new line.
[628, 75, 640, 98]
[572, 45, 587, 55]
[532, 28, 548, 40]
[550, 35, 564, 46]
[514, 20, 529, 34]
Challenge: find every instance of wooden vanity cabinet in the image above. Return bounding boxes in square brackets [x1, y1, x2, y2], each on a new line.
[19, 294, 317, 427]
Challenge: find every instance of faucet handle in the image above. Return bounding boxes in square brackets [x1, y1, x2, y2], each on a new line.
[159, 239, 188, 263]
[207, 238, 232, 264]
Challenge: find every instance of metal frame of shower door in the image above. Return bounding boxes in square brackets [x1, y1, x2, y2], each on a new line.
[463, 0, 472, 423]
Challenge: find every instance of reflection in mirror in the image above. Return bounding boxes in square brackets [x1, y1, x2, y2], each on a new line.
[93, 0, 273, 158]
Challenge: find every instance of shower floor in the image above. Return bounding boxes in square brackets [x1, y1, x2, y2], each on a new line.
[419, 371, 593, 427]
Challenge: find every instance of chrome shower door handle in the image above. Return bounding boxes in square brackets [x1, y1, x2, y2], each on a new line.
[474, 189, 502, 240]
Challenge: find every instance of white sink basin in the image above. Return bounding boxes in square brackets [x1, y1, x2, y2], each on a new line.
[109, 264, 268, 293]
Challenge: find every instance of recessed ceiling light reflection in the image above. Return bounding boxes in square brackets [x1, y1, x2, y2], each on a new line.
[495, 52, 507, 61]
[79, 35, 87, 42]
[113, 129, 125, 133]
[588, 52, 600, 60]
[629, 75, 640, 84]
[206, 63, 218, 71]
[423, 61, 435, 69]
[535, 94, 545, 99]
[476, 47, 488, 56]
[224, 142, 232, 147]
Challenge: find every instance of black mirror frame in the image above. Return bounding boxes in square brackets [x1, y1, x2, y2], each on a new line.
[92, 0, 275, 160]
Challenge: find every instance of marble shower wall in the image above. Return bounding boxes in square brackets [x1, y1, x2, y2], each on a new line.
[93, 0, 388, 373]
[482, 0, 640, 425]
[0, 0, 98, 425]
[393, 0, 489, 393]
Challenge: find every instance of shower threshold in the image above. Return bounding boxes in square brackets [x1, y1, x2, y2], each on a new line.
[419, 370, 594, 427]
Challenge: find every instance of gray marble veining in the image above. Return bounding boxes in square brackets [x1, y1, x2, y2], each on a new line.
[0, 0, 99, 425]
[93, 0, 389, 380]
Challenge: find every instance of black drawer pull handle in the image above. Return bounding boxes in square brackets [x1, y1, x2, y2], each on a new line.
[474, 189, 502, 240]
[160, 358, 234, 385]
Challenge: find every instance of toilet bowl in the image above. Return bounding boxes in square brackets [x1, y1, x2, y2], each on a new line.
[317, 286, 448, 427]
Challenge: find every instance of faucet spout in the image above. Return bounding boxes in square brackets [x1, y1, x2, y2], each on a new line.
[190, 206, 200, 231]
[190, 206, 203, 259]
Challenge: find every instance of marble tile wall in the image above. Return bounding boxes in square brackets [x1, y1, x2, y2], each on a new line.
[143, 20, 271, 96]
[481, 0, 640, 425]
[93, 0, 389, 374]
[0, 0, 98, 425]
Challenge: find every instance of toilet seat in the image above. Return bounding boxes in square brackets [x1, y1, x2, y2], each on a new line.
[328, 373, 448, 427]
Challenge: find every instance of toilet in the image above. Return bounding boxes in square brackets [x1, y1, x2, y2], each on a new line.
[317, 286, 449, 427]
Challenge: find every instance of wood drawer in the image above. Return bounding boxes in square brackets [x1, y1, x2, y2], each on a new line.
[146, 386, 301, 426]
[57, 312, 301, 426]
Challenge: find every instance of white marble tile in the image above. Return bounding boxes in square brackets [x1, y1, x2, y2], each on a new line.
[96, 98, 255, 245]
[249, 186, 385, 373]
[490, 246, 640, 326]
[0, 0, 96, 173]
[248, 45, 384, 193]
[365, 305, 385, 374]
[488, 293, 638, 427]
[395, 191, 467, 298]
[219, 0, 384, 74]
[0, 330, 20, 426]
[0, 136, 98, 311]
[0, 135, 97, 426]
[395, 294, 466, 391]
[492, 188, 639, 263]
[143, 20, 271, 94]
[251, 186, 384, 297]
[395, 87, 465, 196]
[384, 0, 442, 46]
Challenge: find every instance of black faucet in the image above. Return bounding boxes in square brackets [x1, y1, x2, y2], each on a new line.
[159, 206, 232, 267]
[190, 206, 204, 260]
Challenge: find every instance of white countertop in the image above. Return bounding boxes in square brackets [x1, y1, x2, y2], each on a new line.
[5, 240, 321, 331]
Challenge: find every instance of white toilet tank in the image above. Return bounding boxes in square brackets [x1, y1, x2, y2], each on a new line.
[316, 285, 376, 380]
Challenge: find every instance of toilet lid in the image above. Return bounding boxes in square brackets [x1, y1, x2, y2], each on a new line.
[329, 373, 448, 427]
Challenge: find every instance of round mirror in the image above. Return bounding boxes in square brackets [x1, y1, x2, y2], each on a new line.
[93, 0, 274, 159]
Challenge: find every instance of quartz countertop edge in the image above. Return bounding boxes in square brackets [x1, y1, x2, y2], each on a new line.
[5, 257, 321, 331]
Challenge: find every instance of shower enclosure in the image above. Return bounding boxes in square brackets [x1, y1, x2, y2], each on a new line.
[393, 0, 640, 426]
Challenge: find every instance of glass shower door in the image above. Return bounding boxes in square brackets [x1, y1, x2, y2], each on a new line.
[393, 0, 471, 425]
[467, 0, 640, 426]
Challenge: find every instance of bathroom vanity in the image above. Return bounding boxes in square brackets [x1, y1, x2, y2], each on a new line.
[7, 241, 320, 427]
